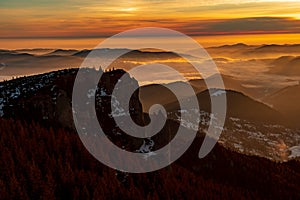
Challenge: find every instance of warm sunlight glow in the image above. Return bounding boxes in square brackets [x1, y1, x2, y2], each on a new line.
[120, 7, 138, 12]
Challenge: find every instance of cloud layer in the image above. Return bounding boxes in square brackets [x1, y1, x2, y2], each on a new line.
[0, 0, 300, 38]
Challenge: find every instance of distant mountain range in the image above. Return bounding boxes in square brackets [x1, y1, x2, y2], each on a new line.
[1, 44, 300, 95]
[206, 43, 300, 59]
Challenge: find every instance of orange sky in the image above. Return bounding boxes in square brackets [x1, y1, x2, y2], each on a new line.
[0, 0, 300, 47]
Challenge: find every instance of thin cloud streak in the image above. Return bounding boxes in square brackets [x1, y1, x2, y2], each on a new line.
[1, 17, 299, 38]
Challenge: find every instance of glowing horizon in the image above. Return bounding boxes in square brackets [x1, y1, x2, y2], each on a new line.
[1, 33, 300, 50]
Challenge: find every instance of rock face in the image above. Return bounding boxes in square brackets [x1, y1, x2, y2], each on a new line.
[96, 69, 144, 131]
[94, 69, 145, 150]
[0, 68, 144, 145]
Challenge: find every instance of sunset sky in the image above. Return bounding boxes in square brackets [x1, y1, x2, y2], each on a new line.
[0, 0, 300, 48]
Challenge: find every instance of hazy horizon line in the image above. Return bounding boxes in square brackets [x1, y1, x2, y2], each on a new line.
[1, 42, 300, 51]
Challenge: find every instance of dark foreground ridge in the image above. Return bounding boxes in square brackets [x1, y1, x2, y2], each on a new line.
[0, 69, 299, 199]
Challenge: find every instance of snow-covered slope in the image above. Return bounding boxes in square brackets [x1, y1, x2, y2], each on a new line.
[168, 104, 300, 162]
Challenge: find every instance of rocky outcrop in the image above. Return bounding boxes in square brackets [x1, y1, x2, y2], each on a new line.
[1, 69, 144, 145]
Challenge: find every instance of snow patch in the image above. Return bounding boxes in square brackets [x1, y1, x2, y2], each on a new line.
[110, 95, 127, 117]
[289, 145, 300, 158]
[211, 89, 226, 97]
[138, 139, 154, 153]
[100, 87, 108, 96]
[137, 139, 156, 159]
[0, 103, 3, 117]
[87, 88, 96, 98]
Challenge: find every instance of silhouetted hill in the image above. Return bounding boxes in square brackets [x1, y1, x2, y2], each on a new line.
[206, 43, 300, 59]
[0, 69, 300, 199]
[264, 84, 300, 127]
[73, 49, 191, 60]
[47, 49, 79, 56]
[165, 89, 284, 124]
[256, 44, 300, 52]
[163, 89, 300, 161]
[269, 56, 300, 76]
[139, 74, 269, 113]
